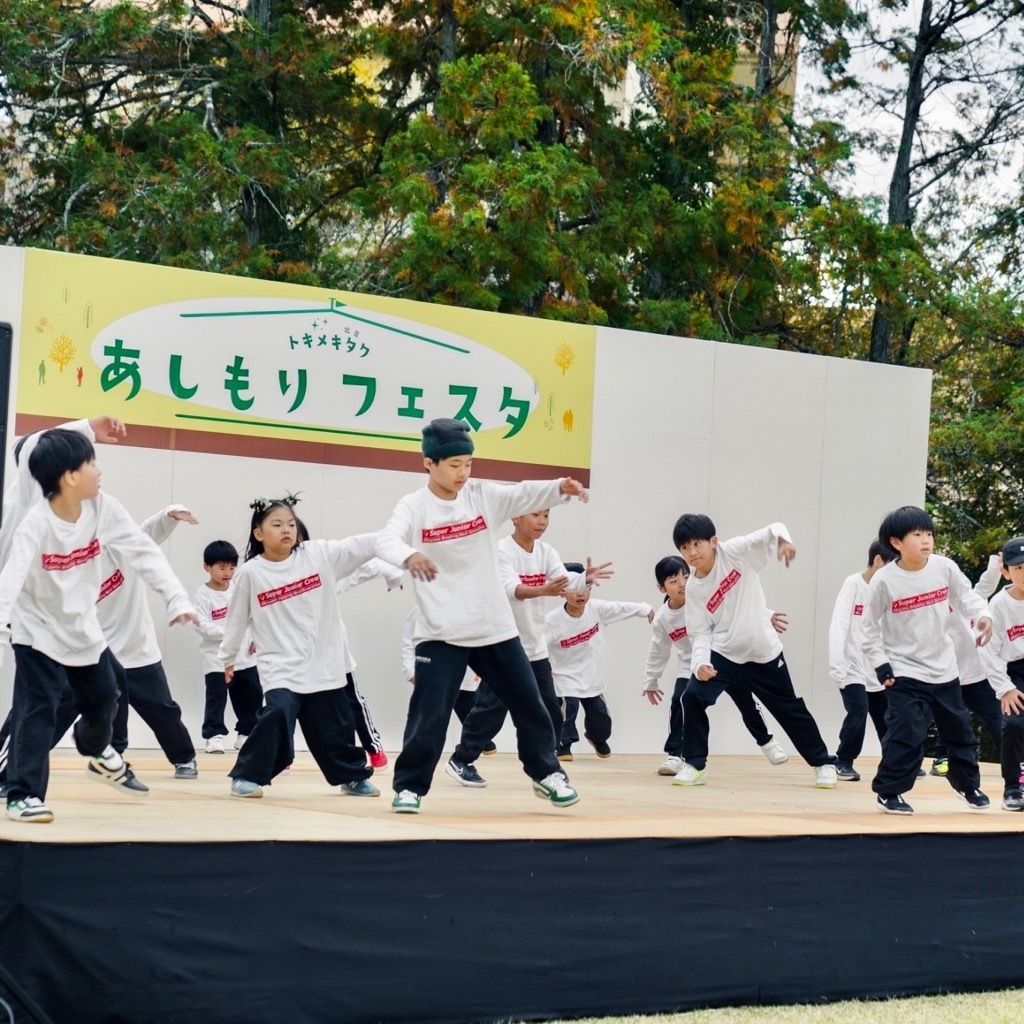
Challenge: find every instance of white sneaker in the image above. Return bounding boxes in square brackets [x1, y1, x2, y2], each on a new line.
[672, 764, 708, 786]
[233, 734, 246, 751]
[814, 764, 838, 789]
[759, 739, 789, 765]
[205, 735, 227, 754]
[658, 756, 685, 776]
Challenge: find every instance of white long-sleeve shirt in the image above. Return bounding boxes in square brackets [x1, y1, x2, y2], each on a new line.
[980, 587, 1024, 696]
[194, 580, 257, 676]
[546, 598, 653, 698]
[375, 478, 567, 647]
[828, 573, 883, 692]
[498, 535, 567, 660]
[335, 557, 404, 673]
[95, 504, 189, 669]
[217, 535, 377, 694]
[0, 493, 192, 667]
[642, 601, 692, 691]
[0, 419, 94, 565]
[948, 554, 1003, 688]
[685, 523, 791, 672]
[861, 554, 989, 685]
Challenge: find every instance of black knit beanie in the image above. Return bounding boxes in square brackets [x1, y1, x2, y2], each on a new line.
[422, 418, 474, 461]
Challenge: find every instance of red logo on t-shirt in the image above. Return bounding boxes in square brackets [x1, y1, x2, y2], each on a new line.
[560, 623, 600, 648]
[853, 604, 864, 616]
[519, 573, 547, 587]
[257, 574, 322, 607]
[1007, 624, 1024, 642]
[891, 587, 948, 613]
[97, 569, 124, 602]
[669, 626, 688, 641]
[42, 537, 101, 571]
[421, 516, 487, 543]
[707, 569, 741, 614]
[211, 606, 228, 621]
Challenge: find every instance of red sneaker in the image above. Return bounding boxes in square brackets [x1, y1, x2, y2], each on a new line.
[368, 750, 389, 769]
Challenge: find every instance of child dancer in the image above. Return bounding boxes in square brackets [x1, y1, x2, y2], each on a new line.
[672, 514, 838, 789]
[863, 506, 992, 814]
[643, 555, 789, 776]
[194, 540, 264, 754]
[547, 570, 653, 757]
[0, 429, 196, 822]
[220, 499, 380, 799]
[376, 418, 585, 813]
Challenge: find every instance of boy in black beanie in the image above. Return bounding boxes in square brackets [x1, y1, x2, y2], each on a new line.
[376, 418, 588, 813]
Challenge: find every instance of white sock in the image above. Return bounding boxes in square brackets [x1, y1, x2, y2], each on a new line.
[95, 746, 123, 770]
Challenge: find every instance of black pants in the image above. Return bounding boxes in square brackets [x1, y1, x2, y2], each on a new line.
[871, 676, 979, 798]
[1000, 661, 1024, 793]
[453, 689, 476, 723]
[231, 686, 372, 787]
[558, 695, 611, 748]
[663, 676, 773, 757]
[932, 680, 1007, 778]
[836, 684, 889, 767]
[453, 658, 561, 764]
[111, 661, 195, 766]
[394, 638, 561, 796]
[203, 667, 263, 739]
[7, 645, 120, 803]
[342, 672, 384, 754]
[682, 651, 834, 771]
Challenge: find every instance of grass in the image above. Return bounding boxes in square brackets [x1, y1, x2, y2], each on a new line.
[529, 989, 1024, 1024]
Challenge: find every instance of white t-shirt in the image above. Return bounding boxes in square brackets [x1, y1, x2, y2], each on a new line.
[376, 478, 567, 647]
[643, 601, 692, 690]
[0, 493, 193, 667]
[401, 608, 480, 691]
[828, 573, 883, 693]
[862, 554, 989, 685]
[685, 524, 791, 672]
[194, 579, 257, 676]
[498, 535, 567, 660]
[546, 598, 652, 698]
[218, 536, 376, 694]
[979, 586, 1024, 697]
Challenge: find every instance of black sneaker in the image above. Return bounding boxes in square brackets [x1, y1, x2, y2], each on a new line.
[836, 764, 861, 782]
[482, 742, 498, 756]
[86, 758, 150, 796]
[956, 788, 990, 810]
[586, 737, 611, 758]
[444, 756, 487, 788]
[556, 746, 574, 762]
[1002, 789, 1024, 812]
[876, 794, 914, 815]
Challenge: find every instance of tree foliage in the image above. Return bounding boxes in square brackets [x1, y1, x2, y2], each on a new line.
[2, 0, 1024, 559]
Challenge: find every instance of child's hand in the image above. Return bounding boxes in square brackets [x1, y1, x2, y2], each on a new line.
[89, 416, 127, 444]
[585, 558, 614, 586]
[643, 688, 664, 705]
[170, 611, 199, 626]
[167, 508, 200, 525]
[542, 575, 569, 596]
[1001, 690, 1024, 716]
[560, 477, 589, 503]
[975, 617, 993, 647]
[770, 611, 789, 634]
[224, 665, 235, 683]
[777, 540, 796, 567]
[695, 664, 717, 681]
[405, 552, 438, 582]
[647, 608, 655, 623]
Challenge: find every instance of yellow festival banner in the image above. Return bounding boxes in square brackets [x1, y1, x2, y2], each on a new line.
[16, 249, 595, 482]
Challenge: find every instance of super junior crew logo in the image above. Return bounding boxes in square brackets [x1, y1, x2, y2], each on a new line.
[42, 538, 101, 571]
[257, 574, 322, 607]
[421, 517, 487, 543]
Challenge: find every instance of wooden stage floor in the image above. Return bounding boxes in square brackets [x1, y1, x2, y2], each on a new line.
[5, 748, 1024, 844]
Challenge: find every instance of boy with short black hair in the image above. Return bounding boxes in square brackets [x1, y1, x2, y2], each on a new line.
[194, 540, 263, 754]
[863, 505, 992, 814]
[828, 539, 897, 781]
[671, 513, 837, 789]
[375, 418, 587, 813]
[0, 429, 196, 822]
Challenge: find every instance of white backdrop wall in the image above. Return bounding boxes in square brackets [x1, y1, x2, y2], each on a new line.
[0, 248, 932, 762]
